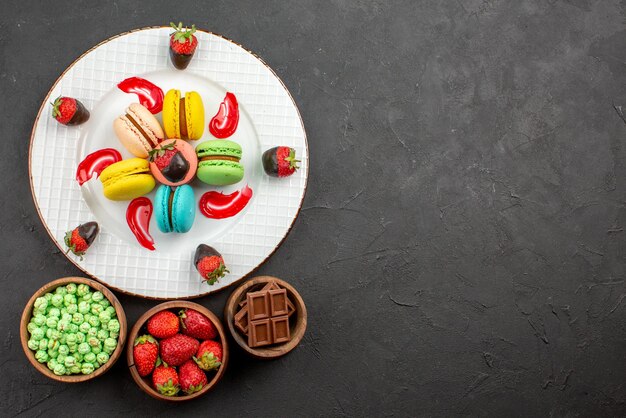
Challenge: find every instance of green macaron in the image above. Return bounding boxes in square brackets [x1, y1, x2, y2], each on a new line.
[195, 140, 244, 186]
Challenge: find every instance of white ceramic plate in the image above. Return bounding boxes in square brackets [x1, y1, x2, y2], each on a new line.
[29, 27, 308, 299]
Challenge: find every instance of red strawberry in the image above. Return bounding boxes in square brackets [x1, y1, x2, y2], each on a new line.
[169, 22, 198, 70]
[147, 310, 180, 339]
[64, 222, 99, 260]
[133, 335, 159, 377]
[160, 334, 200, 366]
[262, 146, 300, 178]
[195, 340, 222, 371]
[148, 141, 189, 183]
[152, 361, 180, 396]
[179, 309, 218, 340]
[51, 96, 90, 125]
[179, 360, 207, 394]
[194, 244, 228, 285]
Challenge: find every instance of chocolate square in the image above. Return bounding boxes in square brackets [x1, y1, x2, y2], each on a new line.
[247, 291, 270, 320]
[249, 319, 272, 347]
[269, 289, 289, 316]
[271, 316, 291, 344]
[234, 305, 249, 334]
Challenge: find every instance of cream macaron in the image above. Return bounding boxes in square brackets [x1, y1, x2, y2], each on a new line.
[113, 103, 164, 158]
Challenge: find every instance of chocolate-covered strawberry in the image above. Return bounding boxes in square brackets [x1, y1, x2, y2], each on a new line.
[64, 221, 99, 260]
[169, 22, 198, 70]
[149, 141, 188, 183]
[51, 96, 90, 126]
[194, 244, 229, 285]
[262, 146, 300, 178]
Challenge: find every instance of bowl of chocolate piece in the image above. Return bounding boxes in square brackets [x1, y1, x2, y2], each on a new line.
[224, 276, 307, 359]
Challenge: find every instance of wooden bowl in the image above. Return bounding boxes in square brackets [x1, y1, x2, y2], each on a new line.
[224, 276, 307, 359]
[20, 276, 128, 383]
[127, 301, 228, 401]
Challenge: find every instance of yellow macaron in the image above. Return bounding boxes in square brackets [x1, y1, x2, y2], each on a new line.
[99, 158, 156, 201]
[162, 89, 205, 140]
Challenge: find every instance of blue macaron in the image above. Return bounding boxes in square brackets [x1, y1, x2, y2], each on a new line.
[154, 184, 196, 233]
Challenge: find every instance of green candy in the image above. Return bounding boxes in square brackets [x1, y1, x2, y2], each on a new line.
[46, 317, 58, 329]
[66, 283, 77, 294]
[64, 356, 76, 368]
[84, 353, 96, 364]
[96, 352, 109, 365]
[79, 322, 91, 333]
[44, 293, 53, 301]
[72, 313, 84, 325]
[51, 294, 64, 307]
[47, 358, 58, 370]
[33, 314, 46, 326]
[90, 304, 103, 316]
[47, 339, 60, 351]
[33, 297, 48, 311]
[103, 338, 117, 353]
[76, 332, 86, 343]
[81, 292, 93, 302]
[74, 352, 83, 362]
[57, 354, 67, 365]
[46, 329, 60, 340]
[57, 319, 71, 332]
[48, 349, 59, 359]
[78, 301, 90, 314]
[87, 327, 98, 338]
[47, 307, 61, 318]
[88, 316, 101, 328]
[88, 337, 100, 348]
[68, 324, 79, 334]
[91, 345, 101, 355]
[99, 298, 110, 308]
[61, 313, 73, 322]
[98, 311, 111, 324]
[107, 319, 120, 333]
[92, 291, 104, 302]
[81, 363, 95, 375]
[105, 306, 116, 316]
[58, 345, 70, 356]
[67, 304, 78, 314]
[69, 364, 82, 374]
[78, 342, 91, 355]
[65, 334, 78, 345]
[27, 339, 39, 350]
[31, 328, 45, 341]
[108, 330, 119, 339]
[35, 350, 49, 363]
[97, 329, 109, 341]
[58, 334, 67, 345]
[63, 294, 76, 307]
[38, 338, 49, 351]
[54, 287, 67, 296]
[76, 284, 90, 296]
[27, 322, 38, 334]
[53, 363, 66, 376]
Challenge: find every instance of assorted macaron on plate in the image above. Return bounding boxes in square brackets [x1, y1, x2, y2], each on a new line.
[29, 26, 308, 299]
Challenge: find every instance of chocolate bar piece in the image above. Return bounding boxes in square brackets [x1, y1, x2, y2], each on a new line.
[234, 304, 249, 334]
[269, 289, 289, 316]
[262, 281, 281, 291]
[247, 291, 270, 321]
[287, 297, 295, 318]
[271, 316, 290, 344]
[249, 318, 272, 347]
[238, 299, 248, 308]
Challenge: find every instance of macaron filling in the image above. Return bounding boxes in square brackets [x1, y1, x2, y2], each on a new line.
[200, 155, 240, 162]
[168, 187, 175, 229]
[126, 113, 158, 148]
[179, 98, 188, 139]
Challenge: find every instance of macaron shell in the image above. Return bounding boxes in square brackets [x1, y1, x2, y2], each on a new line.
[162, 89, 181, 139]
[196, 160, 245, 186]
[185, 91, 205, 140]
[171, 185, 195, 233]
[127, 103, 164, 146]
[154, 185, 173, 233]
[113, 117, 153, 158]
[149, 139, 198, 186]
[195, 139, 242, 159]
[100, 158, 155, 201]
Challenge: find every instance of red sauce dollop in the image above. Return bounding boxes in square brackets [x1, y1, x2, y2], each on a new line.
[209, 92, 239, 138]
[117, 77, 164, 114]
[126, 197, 155, 251]
[76, 148, 122, 186]
[199, 185, 253, 219]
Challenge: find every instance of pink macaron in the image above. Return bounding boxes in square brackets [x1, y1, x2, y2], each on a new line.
[148, 139, 198, 186]
[113, 103, 164, 158]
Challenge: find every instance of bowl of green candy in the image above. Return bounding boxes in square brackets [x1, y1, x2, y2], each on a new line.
[20, 277, 127, 382]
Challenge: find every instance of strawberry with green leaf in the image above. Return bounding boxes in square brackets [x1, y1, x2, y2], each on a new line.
[194, 244, 228, 285]
[64, 222, 99, 260]
[51, 96, 90, 125]
[169, 22, 198, 70]
[262, 146, 300, 178]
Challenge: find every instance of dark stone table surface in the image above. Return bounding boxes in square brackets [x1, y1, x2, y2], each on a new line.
[1, 1, 625, 416]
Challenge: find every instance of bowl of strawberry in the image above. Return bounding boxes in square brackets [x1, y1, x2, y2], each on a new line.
[127, 301, 227, 401]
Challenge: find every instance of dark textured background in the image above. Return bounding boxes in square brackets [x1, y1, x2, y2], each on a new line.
[1, 0, 625, 416]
